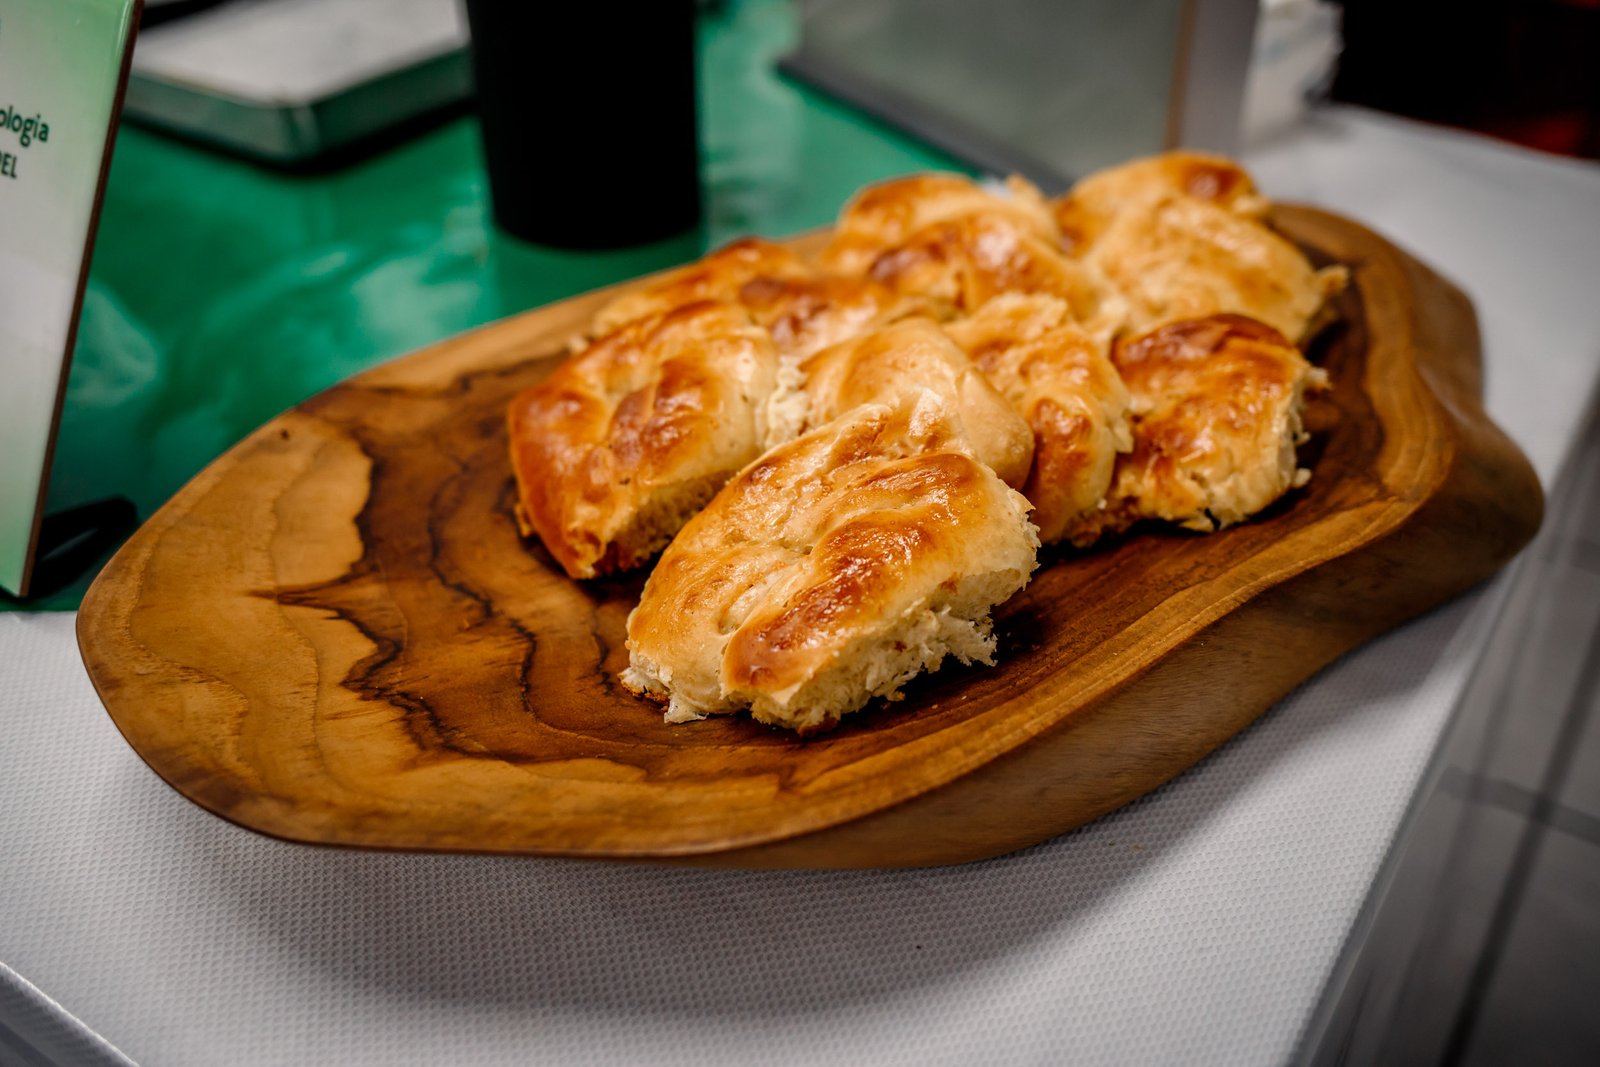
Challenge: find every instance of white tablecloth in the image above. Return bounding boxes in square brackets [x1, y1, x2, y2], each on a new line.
[3, 107, 1599, 1066]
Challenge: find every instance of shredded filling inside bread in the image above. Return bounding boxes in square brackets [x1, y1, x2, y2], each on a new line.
[736, 569, 1027, 734]
[622, 396, 1039, 734]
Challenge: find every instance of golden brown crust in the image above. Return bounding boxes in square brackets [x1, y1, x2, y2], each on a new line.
[591, 237, 921, 361]
[781, 317, 1036, 488]
[722, 453, 1007, 699]
[819, 173, 1059, 277]
[1086, 314, 1328, 539]
[1084, 197, 1344, 343]
[943, 294, 1133, 544]
[590, 238, 813, 339]
[860, 211, 1129, 344]
[1052, 150, 1266, 255]
[735, 273, 925, 361]
[623, 396, 1038, 733]
[1048, 151, 1343, 343]
[507, 301, 779, 579]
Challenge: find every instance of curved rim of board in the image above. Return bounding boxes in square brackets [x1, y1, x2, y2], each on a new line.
[75, 206, 1543, 867]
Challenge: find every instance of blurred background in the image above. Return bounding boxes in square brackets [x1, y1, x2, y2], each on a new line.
[1335, 0, 1600, 160]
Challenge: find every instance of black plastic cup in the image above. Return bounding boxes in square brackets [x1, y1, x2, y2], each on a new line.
[462, 1, 703, 249]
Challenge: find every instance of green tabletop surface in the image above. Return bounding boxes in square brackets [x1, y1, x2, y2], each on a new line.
[17, 0, 966, 610]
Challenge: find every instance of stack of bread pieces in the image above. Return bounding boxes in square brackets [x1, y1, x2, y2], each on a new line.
[506, 152, 1347, 734]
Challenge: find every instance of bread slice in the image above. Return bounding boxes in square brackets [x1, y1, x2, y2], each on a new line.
[1082, 196, 1346, 344]
[863, 210, 1128, 341]
[766, 317, 1036, 489]
[1049, 151, 1343, 344]
[590, 236, 919, 361]
[622, 393, 1039, 734]
[819, 172, 1058, 277]
[1051, 150, 1267, 255]
[943, 294, 1134, 545]
[506, 301, 779, 579]
[735, 273, 924, 361]
[589, 237, 812, 339]
[1087, 314, 1329, 539]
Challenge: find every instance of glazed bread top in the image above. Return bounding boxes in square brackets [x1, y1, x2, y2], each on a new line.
[507, 300, 779, 578]
[772, 317, 1036, 489]
[624, 394, 1038, 732]
[1101, 314, 1329, 534]
[865, 210, 1129, 341]
[1052, 150, 1266, 255]
[589, 238, 812, 339]
[592, 236, 920, 360]
[1082, 196, 1346, 343]
[944, 294, 1134, 545]
[819, 172, 1059, 277]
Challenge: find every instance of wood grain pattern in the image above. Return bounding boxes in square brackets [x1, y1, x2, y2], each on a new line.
[77, 207, 1542, 867]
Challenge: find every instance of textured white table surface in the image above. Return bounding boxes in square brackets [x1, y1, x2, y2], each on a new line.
[3, 107, 1599, 1067]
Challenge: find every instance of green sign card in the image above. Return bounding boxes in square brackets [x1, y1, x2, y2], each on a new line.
[0, 0, 138, 595]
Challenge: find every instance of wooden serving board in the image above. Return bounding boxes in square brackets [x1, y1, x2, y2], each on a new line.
[77, 207, 1542, 868]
